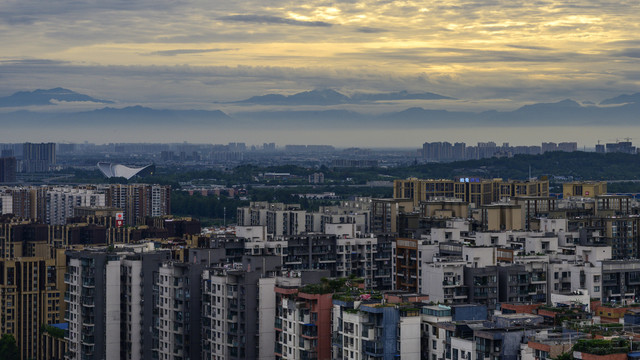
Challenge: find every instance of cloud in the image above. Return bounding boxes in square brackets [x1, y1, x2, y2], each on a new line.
[356, 27, 387, 33]
[145, 48, 237, 56]
[507, 44, 553, 51]
[219, 15, 332, 27]
[614, 49, 640, 58]
[1, 0, 640, 111]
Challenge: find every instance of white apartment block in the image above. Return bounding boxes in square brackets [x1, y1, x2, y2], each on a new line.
[422, 260, 468, 304]
[46, 187, 105, 225]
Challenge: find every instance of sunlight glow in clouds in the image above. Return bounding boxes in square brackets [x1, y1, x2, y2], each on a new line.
[0, 0, 639, 108]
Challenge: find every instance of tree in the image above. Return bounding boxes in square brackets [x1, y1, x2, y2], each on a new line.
[0, 334, 19, 360]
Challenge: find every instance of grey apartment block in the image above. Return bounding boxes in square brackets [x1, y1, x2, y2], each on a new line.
[284, 234, 337, 275]
[154, 261, 204, 360]
[464, 266, 499, 309]
[202, 255, 281, 360]
[64, 248, 170, 360]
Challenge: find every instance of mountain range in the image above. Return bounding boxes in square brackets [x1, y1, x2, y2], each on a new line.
[233, 89, 455, 105]
[0, 87, 113, 107]
[1, 88, 639, 133]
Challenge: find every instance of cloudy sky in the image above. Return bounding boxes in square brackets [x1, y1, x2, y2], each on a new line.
[1, 0, 639, 113]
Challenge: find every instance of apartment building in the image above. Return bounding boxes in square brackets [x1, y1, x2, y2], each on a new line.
[371, 198, 414, 234]
[283, 234, 337, 275]
[497, 262, 548, 304]
[274, 280, 333, 360]
[464, 266, 499, 309]
[103, 184, 171, 225]
[155, 262, 204, 360]
[394, 177, 549, 208]
[64, 248, 170, 360]
[562, 181, 607, 198]
[202, 256, 281, 360]
[0, 256, 65, 360]
[422, 260, 468, 304]
[45, 187, 106, 225]
[22, 142, 56, 173]
[332, 301, 421, 360]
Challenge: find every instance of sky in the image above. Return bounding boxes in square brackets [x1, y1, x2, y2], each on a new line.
[1, 1, 640, 146]
[1, 0, 639, 109]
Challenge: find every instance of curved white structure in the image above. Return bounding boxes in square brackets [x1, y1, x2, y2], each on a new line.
[97, 162, 154, 180]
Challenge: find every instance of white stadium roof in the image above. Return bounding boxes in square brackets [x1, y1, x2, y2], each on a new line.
[97, 162, 154, 180]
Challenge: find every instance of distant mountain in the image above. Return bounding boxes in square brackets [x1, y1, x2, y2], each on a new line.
[350, 90, 455, 102]
[2, 93, 640, 135]
[236, 89, 350, 105]
[0, 87, 114, 107]
[600, 92, 640, 105]
[234, 89, 454, 105]
[88, 105, 229, 116]
[514, 99, 582, 112]
[0, 105, 235, 133]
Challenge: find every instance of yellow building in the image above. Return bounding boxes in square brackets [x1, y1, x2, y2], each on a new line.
[481, 204, 523, 231]
[0, 255, 65, 360]
[421, 199, 469, 218]
[394, 177, 549, 207]
[0, 218, 67, 360]
[562, 181, 607, 198]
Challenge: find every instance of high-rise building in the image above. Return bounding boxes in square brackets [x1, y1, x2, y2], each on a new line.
[202, 256, 281, 360]
[0, 255, 65, 360]
[22, 142, 56, 172]
[605, 141, 636, 154]
[45, 187, 106, 225]
[154, 261, 204, 360]
[393, 177, 550, 208]
[332, 298, 421, 360]
[103, 184, 171, 225]
[274, 279, 333, 360]
[64, 248, 170, 360]
[0, 157, 17, 183]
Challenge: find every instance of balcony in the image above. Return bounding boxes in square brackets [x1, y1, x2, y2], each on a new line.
[82, 277, 95, 288]
[531, 275, 546, 283]
[300, 350, 318, 360]
[81, 296, 95, 307]
[363, 340, 384, 356]
[81, 335, 95, 345]
[332, 334, 343, 347]
[301, 324, 318, 338]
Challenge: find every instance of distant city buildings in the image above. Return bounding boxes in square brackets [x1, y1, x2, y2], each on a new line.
[421, 139, 639, 161]
[22, 142, 56, 172]
[0, 156, 17, 182]
[421, 141, 579, 162]
[0, 184, 170, 225]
